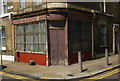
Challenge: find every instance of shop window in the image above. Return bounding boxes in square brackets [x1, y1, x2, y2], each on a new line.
[69, 22, 80, 53]
[68, 21, 91, 53]
[100, 25, 106, 45]
[16, 21, 46, 53]
[81, 22, 91, 50]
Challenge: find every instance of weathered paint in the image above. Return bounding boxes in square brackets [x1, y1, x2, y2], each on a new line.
[45, 19, 49, 66]
[13, 12, 92, 66]
[69, 51, 91, 64]
[13, 13, 66, 24]
[15, 53, 46, 66]
[68, 13, 92, 21]
[47, 13, 66, 20]
[50, 29, 65, 65]
[65, 16, 69, 65]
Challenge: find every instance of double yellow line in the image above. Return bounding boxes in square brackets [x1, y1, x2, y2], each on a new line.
[79, 68, 120, 81]
[0, 72, 39, 81]
[0, 71, 51, 81]
[0, 72, 28, 79]
[0, 68, 120, 81]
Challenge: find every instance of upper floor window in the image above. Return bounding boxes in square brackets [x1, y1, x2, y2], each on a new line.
[32, 0, 42, 6]
[3, 0, 7, 13]
[18, 0, 25, 9]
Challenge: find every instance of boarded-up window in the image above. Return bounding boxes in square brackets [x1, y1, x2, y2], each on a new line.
[69, 22, 80, 53]
[69, 21, 91, 53]
[16, 21, 46, 53]
[81, 22, 91, 50]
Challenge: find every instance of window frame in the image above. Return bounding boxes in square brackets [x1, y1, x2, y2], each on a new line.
[17, 0, 25, 10]
[100, 25, 106, 46]
[32, 0, 42, 6]
[1, 27, 6, 50]
[3, 0, 7, 13]
[15, 21, 46, 54]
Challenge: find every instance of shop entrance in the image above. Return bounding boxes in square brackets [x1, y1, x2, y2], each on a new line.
[50, 29, 65, 65]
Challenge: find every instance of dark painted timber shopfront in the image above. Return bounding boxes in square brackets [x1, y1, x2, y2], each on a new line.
[13, 11, 92, 66]
[12, 2, 114, 66]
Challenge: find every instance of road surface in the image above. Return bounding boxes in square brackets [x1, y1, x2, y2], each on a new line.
[0, 67, 120, 81]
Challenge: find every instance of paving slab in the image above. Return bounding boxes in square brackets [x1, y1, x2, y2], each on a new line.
[0, 54, 119, 80]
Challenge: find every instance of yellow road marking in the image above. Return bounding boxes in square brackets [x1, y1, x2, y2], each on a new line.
[41, 77, 50, 79]
[0, 72, 41, 81]
[0, 72, 28, 79]
[88, 68, 120, 80]
[107, 67, 113, 69]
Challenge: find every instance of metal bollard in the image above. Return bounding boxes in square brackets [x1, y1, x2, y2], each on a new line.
[105, 48, 109, 66]
[78, 51, 83, 72]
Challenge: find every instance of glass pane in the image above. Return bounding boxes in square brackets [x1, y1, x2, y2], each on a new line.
[16, 44, 20, 50]
[100, 26, 106, 34]
[29, 35, 33, 43]
[34, 44, 39, 52]
[39, 45, 42, 52]
[2, 28, 5, 37]
[29, 24, 34, 32]
[3, 0, 7, 4]
[4, 4, 7, 13]
[16, 36, 20, 44]
[20, 0, 25, 9]
[2, 38, 5, 47]
[25, 24, 29, 32]
[34, 34, 39, 43]
[33, 0, 42, 5]
[30, 44, 34, 51]
[16, 26, 19, 34]
[20, 25, 24, 33]
[40, 22, 45, 33]
[35, 23, 39, 33]
[21, 43, 24, 51]
[21, 35, 24, 43]
[40, 34, 46, 44]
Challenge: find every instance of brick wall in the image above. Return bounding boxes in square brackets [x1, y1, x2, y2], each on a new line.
[106, 2, 119, 23]
[1, 17, 14, 56]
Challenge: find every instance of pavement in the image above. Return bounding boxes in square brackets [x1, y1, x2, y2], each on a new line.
[0, 54, 119, 80]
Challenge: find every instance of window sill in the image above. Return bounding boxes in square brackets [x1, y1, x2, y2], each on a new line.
[100, 45, 107, 48]
[2, 47, 6, 50]
[15, 50, 46, 54]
